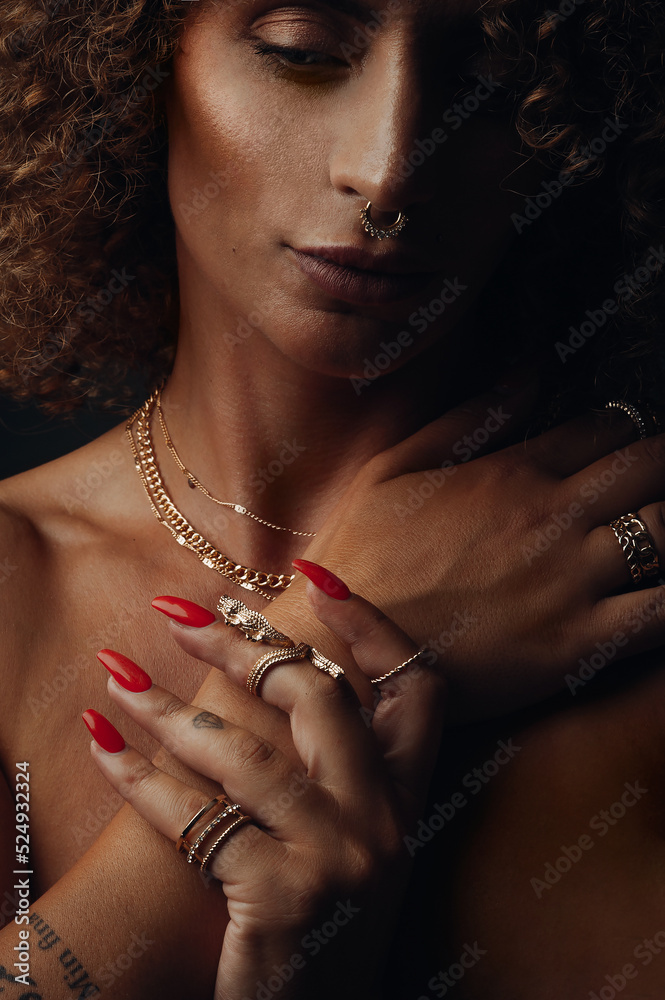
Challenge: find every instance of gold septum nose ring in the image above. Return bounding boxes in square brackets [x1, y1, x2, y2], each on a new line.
[359, 201, 409, 240]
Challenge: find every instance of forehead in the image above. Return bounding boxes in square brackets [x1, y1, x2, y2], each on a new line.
[328, 0, 505, 25]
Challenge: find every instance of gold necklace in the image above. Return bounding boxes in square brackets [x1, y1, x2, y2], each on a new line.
[155, 387, 316, 539]
[126, 388, 294, 600]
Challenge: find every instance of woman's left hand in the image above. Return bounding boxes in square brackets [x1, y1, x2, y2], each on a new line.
[84, 571, 446, 1000]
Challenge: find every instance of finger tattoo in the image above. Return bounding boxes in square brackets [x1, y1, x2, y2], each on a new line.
[192, 711, 225, 730]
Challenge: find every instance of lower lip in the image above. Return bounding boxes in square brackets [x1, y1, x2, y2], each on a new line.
[288, 248, 436, 305]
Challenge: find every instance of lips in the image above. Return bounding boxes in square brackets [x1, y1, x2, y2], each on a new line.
[287, 248, 437, 305]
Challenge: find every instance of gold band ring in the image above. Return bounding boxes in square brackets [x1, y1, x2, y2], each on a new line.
[177, 792, 253, 871]
[609, 512, 660, 585]
[605, 400, 660, 440]
[371, 649, 430, 685]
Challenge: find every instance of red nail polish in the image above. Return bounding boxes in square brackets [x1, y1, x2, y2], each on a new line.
[96, 649, 152, 693]
[151, 596, 216, 627]
[291, 559, 350, 600]
[82, 709, 126, 753]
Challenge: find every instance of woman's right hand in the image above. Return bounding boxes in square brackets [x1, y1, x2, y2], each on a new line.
[261, 380, 665, 722]
[85, 571, 447, 1000]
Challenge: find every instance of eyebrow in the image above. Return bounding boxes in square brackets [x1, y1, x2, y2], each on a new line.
[327, 0, 485, 29]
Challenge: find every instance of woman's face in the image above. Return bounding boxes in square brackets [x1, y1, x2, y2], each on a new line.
[164, 0, 546, 378]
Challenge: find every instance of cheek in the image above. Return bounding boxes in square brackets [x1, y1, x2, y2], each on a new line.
[165, 30, 328, 227]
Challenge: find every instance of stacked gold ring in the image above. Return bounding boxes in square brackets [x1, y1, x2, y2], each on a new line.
[217, 594, 345, 697]
[177, 792, 252, 870]
[609, 512, 660, 585]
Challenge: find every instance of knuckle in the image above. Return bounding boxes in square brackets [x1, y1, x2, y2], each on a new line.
[226, 728, 280, 773]
[154, 693, 188, 726]
[116, 757, 161, 798]
[645, 502, 665, 543]
[639, 435, 665, 468]
[345, 603, 390, 648]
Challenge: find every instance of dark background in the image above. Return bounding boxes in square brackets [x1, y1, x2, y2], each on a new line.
[0, 392, 137, 479]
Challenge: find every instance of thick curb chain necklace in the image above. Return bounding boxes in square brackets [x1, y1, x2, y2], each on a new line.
[126, 388, 293, 601]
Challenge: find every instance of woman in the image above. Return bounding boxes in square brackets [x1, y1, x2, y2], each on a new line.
[1, 0, 665, 995]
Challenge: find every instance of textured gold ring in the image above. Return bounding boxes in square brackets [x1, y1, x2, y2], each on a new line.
[609, 512, 660, 586]
[605, 400, 659, 440]
[216, 594, 294, 646]
[371, 649, 430, 685]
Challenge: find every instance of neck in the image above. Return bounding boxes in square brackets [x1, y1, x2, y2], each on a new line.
[151, 252, 486, 576]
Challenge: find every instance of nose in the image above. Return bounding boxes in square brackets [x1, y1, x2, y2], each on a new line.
[328, 38, 440, 217]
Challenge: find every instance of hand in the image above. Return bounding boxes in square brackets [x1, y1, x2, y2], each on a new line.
[83, 572, 446, 1000]
[257, 387, 665, 722]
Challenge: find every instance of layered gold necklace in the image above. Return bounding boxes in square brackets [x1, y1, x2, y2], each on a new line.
[126, 385, 315, 601]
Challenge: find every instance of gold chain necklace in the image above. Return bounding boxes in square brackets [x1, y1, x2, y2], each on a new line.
[155, 386, 316, 539]
[126, 388, 294, 600]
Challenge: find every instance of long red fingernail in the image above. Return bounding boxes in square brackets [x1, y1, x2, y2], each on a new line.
[151, 596, 216, 627]
[96, 649, 152, 693]
[82, 709, 126, 753]
[291, 559, 350, 600]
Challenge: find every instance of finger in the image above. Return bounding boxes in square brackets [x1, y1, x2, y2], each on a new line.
[95, 650, 314, 834]
[293, 563, 448, 809]
[585, 502, 665, 591]
[83, 709, 277, 884]
[371, 363, 540, 477]
[151, 599, 380, 790]
[582, 583, 665, 666]
[516, 406, 651, 479]
[565, 436, 665, 526]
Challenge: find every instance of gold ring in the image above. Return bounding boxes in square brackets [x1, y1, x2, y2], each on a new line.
[609, 512, 660, 585]
[246, 643, 311, 696]
[176, 792, 253, 871]
[605, 400, 660, 440]
[371, 649, 430, 685]
[217, 595, 294, 647]
[176, 794, 226, 855]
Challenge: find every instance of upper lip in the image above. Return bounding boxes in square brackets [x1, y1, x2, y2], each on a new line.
[292, 244, 438, 275]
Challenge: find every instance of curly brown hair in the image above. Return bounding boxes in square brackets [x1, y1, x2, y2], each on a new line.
[0, 0, 664, 417]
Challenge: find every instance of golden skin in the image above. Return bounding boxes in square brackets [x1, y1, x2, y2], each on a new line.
[3, 0, 664, 996]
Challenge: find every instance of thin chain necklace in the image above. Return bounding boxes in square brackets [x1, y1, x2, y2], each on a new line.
[126, 387, 294, 600]
[155, 386, 316, 538]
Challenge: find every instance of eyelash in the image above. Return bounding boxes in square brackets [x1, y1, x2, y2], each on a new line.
[251, 39, 516, 110]
[251, 40, 343, 73]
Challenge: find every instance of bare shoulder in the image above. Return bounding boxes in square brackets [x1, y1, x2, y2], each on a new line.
[0, 420, 142, 688]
